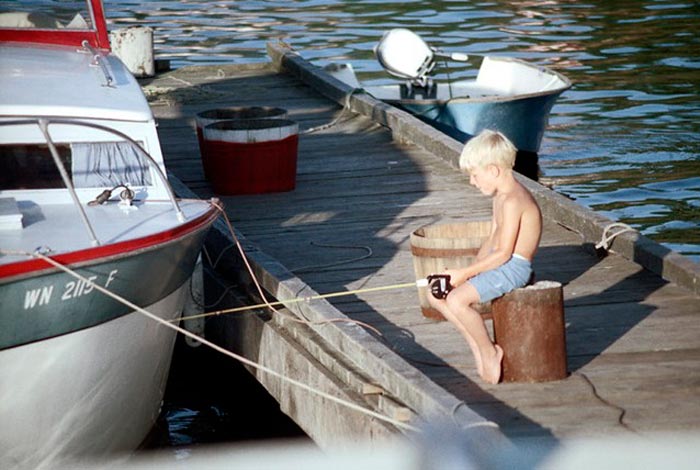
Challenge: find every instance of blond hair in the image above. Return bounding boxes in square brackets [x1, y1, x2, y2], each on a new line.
[459, 129, 517, 171]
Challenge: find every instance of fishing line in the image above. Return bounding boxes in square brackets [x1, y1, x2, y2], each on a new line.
[206, 202, 435, 339]
[176, 280, 421, 323]
[192, 259, 453, 369]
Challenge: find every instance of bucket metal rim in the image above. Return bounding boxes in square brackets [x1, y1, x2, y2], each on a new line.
[202, 119, 299, 143]
[195, 106, 288, 126]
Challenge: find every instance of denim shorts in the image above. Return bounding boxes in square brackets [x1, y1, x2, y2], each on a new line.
[468, 254, 533, 303]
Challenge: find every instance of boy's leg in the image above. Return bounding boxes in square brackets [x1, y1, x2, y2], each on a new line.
[428, 293, 484, 375]
[445, 283, 503, 384]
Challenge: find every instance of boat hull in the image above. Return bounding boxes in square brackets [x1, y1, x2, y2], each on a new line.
[0, 284, 186, 468]
[1, 2, 219, 466]
[392, 89, 565, 153]
[0, 213, 210, 350]
[0, 203, 218, 468]
[326, 55, 571, 154]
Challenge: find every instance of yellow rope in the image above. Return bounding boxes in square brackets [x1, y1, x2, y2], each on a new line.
[22, 249, 418, 433]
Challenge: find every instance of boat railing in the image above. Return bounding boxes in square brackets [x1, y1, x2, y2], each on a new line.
[0, 118, 185, 247]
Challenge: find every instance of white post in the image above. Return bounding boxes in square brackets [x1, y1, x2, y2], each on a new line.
[110, 26, 155, 78]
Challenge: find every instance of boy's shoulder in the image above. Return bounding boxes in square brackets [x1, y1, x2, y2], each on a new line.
[513, 178, 537, 201]
[497, 179, 540, 213]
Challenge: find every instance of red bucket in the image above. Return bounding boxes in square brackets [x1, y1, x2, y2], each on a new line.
[195, 107, 288, 180]
[202, 119, 299, 195]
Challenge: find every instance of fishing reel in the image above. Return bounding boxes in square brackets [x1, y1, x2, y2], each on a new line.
[426, 274, 453, 300]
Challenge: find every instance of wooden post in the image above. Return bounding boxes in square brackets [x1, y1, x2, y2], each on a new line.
[492, 281, 567, 382]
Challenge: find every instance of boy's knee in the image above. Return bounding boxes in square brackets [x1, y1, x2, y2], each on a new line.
[445, 293, 460, 312]
[445, 292, 471, 311]
[446, 287, 478, 312]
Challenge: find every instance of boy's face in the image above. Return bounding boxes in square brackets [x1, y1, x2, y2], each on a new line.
[468, 164, 498, 196]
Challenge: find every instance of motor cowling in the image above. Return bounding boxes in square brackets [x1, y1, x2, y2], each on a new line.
[374, 28, 436, 87]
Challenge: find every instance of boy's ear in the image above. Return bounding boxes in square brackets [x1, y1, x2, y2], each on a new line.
[487, 163, 501, 177]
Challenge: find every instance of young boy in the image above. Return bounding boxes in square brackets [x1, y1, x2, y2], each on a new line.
[428, 129, 542, 384]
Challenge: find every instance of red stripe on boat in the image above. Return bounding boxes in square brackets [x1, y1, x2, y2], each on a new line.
[0, 205, 219, 280]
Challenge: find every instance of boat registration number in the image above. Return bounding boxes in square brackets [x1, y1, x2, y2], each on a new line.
[23, 270, 119, 310]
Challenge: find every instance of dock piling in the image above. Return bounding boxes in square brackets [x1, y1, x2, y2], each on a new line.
[492, 281, 567, 382]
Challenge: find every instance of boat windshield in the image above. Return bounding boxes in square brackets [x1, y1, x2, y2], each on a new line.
[0, 1, 92, 30]
[0, 141, 153, 191]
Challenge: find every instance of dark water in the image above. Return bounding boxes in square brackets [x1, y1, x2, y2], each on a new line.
[143, 334, 307, 454]
[135, 261, 308, 453]
[106, 0, 700, 261]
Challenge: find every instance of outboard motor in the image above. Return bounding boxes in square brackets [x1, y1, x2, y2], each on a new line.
[374, 28, 436, 88]
[374, 29, 469, 97]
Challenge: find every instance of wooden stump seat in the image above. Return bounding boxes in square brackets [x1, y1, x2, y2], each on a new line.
[492, 281, 568, 383]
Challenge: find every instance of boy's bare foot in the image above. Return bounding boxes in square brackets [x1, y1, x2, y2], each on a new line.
[481, 344, 504, 384]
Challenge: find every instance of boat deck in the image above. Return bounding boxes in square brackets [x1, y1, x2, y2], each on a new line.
[146, 59, 700, 443]
[0, 200, 210, 266]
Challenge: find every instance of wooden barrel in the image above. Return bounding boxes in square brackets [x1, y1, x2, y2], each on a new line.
[492, 281, 568, 382]
[410, 220, 491, 320]
[202, 119, 298, 195]
[195, 107, 288, 180]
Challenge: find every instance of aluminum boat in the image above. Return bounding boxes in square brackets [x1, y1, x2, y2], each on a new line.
[326, 29, 572, 154]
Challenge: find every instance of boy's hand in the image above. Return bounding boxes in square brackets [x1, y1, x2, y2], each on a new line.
[443, 268, 470, 287]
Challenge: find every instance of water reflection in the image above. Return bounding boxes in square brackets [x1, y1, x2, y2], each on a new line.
[105, 0, 698, 259]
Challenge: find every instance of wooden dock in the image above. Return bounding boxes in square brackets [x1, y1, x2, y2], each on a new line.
[144, 43, 700, 448]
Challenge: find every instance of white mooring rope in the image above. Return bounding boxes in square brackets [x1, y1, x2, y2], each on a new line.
[595, 222, 636, 251]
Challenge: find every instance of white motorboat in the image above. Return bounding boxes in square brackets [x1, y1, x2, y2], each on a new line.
[0, 1, 218, 467]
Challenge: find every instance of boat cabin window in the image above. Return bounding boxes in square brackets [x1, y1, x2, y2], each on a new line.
[0, 141, 152, 190]
[0, 1, 92, 30]
[0, 144, 70, 190]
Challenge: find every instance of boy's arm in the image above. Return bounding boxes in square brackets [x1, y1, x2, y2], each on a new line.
[446, 212, 496, 285]
[445, 197, 522, 286]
